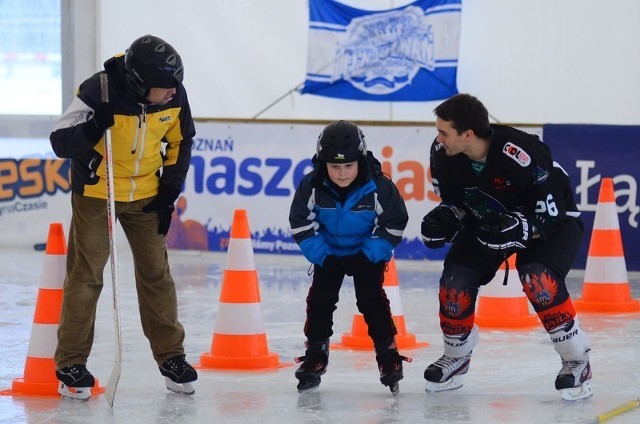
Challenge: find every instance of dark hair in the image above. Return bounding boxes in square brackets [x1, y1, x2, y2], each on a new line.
[433, 93, 492, 138]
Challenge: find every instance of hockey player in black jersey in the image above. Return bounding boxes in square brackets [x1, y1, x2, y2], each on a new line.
[420, 94, 592, 401]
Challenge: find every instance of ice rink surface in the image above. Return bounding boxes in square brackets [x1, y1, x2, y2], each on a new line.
[1, 247, 639, 424]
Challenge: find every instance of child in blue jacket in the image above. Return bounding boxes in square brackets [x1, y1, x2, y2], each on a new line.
[289, 120, 409, 393]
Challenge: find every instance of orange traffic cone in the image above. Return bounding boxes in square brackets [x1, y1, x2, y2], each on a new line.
[1, 223, 104, 397]
[475, 254, 539, 329]
[574, 178, 640, 313]
[334, 257, 429, 350]
[198, 209, 288, 370]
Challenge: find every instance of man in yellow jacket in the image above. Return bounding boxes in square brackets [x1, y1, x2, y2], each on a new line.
[50, 35, 196, 400]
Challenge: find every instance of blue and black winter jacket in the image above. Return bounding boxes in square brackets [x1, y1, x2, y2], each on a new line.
[289, 153, 408, 266]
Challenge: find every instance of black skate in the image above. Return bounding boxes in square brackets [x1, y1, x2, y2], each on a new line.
[56, 364, 95, 401]
[555, 358, 593, 401]
[424, 352, 472, 393]
[295, 339, 329, 393]
[375, 339, 411, 396]
[159, 355, 197, 395]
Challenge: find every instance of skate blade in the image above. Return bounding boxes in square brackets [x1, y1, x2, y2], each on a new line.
[58, 382, 92, 401]
[298, 384, 321, 394]
[165, 377, 195, 395]
[425, 375, 464, 393]
[297, 377, 321, 394]
[560, 380, 593, 401]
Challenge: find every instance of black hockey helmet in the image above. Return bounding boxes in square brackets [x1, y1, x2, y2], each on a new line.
[124, 35, 183, 98]
[316, 121, 367, 163]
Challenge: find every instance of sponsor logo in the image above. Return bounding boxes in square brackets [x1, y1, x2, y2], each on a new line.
[503, 142, 531, 167]
[159, 116, 172, 122]
[492, 177, 513, 191]
[534, 166, 549, 184]
[0, 159, 71, 202]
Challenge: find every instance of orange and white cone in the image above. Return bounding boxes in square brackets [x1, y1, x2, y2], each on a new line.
[198, 209, 287, 370]
[334, 257, 429, 350]
[475, 254, 539, 329]
[574, 178, 640, 313]
[0, 223, 104, 397]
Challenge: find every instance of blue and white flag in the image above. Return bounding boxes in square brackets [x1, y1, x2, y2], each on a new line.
[301, 0, 462, 101]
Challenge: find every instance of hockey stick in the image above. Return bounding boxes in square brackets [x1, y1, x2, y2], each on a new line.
[589, 398, 640, 423]
[100, 73, 122, 407]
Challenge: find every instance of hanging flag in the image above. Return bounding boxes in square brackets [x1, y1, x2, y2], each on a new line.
[301, 0, 462, 101]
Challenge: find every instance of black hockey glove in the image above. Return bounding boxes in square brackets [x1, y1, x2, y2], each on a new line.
[343, 251, 370, 276]
[322, 255, 344, 273]
[83, 102, 115, 142]
[142, 185, 181, 235]
[476, 212, 531, 254]
[421, 204, 463, 248]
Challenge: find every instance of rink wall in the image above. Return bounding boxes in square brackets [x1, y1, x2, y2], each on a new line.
[1, 121, 638, 270]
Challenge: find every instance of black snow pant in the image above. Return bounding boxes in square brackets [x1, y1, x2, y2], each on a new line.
[303, 260, 397, 344]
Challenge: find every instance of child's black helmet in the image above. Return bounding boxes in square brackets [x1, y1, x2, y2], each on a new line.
[124, 35, 183, 98]
[316, 121, 367, 163]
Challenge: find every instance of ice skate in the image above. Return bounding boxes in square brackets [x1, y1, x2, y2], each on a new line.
[375, 339, 411, 396]
[555, 359, 593, 401]
[295, 339, 329, 393]
[56, 364, 95, 401]
[424, 352, 472, 393]
[548, 319, 592, 401]
[159, 355, 197, 395]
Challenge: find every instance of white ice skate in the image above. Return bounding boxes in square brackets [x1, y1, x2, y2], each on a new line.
[556, 359, 593, 401]
[164, 378, 196, 395]
[549, 319, 593, 401]
[58, 382, 92, 401]
[159, 355, 198, 395]
[424, 352, 472, 393]
[56, 364, 95, 401]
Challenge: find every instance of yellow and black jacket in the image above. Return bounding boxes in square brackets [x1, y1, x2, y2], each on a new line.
[50, 55, 194, 202]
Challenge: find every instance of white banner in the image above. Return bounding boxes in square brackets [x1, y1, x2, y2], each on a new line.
[173, 121, 444, 260]
[0, 122, 542, 259]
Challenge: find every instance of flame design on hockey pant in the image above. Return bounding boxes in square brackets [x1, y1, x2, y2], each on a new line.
[440, 287, 472, 318]
[439, 286, 476, 335]
[522, 271, 559, 308]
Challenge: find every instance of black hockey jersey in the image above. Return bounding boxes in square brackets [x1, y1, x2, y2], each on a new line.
[429, 124, 581, 240]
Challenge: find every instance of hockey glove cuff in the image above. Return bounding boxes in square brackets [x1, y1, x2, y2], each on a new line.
[476, 212, 531, 254]
[421, 204, 464, 249]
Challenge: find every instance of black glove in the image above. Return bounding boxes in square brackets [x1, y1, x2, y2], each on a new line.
[142, 185, 181, 235]
[476, 212, 531, 254]
[343, 251, 371, 276]
[83, 102, 115, 142]
[421, 204, 463, 248]
[322, 255, 344, 273]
